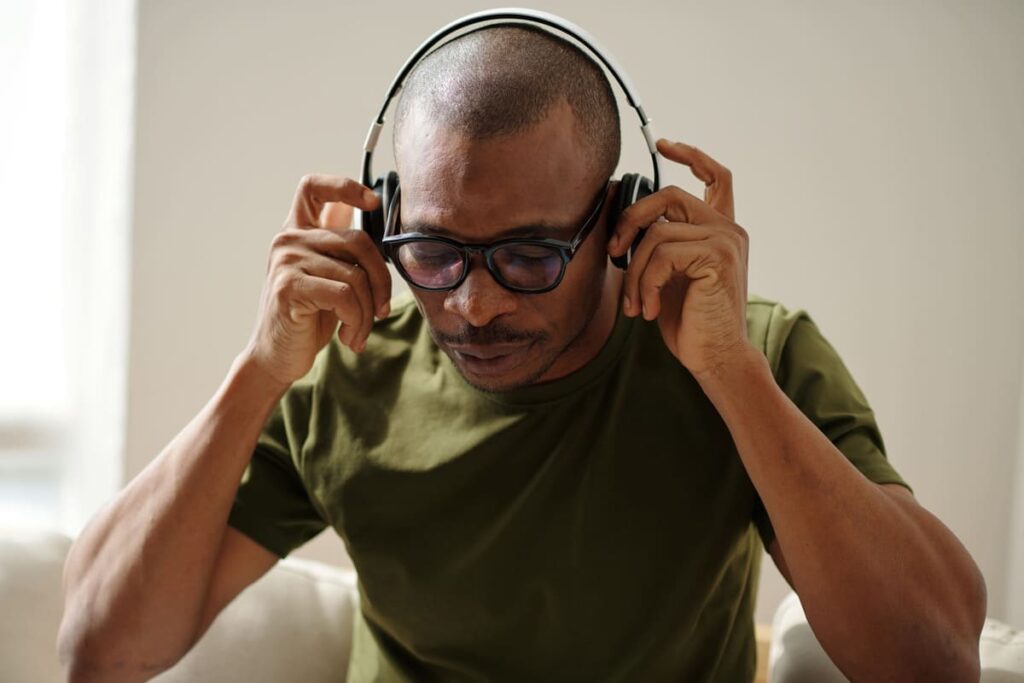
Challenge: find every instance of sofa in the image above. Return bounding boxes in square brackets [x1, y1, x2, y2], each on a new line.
[4, 528, 1022, 682]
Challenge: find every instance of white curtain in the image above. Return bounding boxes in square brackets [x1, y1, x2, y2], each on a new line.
[0, 0, 135, 536]
[1009, 367, 1024, 626]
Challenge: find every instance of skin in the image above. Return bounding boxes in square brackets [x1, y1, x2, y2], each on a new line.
[392, 98, 621, 392]
[272, 96, 986, 680]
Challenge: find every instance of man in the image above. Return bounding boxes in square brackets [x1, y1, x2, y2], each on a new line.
[59, 24, 985, 683]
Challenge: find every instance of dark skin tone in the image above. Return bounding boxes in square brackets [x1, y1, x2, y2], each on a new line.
[391, 99, 621, 392]
[285, 97, 985, 681]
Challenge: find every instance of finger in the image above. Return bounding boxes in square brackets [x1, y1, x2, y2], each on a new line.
[320, 201, 354, 229]
[291, 273, 364, 348]
[300, 228, 393, 318]
[286, 174, 380, 229]
[338, 320, 357, 349]
[655, 139, 735, 222]
[637, 238, 735, 320]
[608, 184, 727, 259]
[621, 221, 714, 317]
[299, 252, 375, 349]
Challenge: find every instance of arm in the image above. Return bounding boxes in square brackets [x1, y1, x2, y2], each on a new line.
[700, 345, 987, 683]
[58, 175, 388, 681]
[57, 356, 288, 681]
[608, 139, 985, 682]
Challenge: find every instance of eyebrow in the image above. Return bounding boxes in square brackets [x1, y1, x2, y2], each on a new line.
[402, 220, 575, 241]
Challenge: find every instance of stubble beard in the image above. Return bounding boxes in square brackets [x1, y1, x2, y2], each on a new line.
[433, 263, 607, 394]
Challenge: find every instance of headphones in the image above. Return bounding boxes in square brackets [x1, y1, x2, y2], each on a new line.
[356, 7, 663, 271]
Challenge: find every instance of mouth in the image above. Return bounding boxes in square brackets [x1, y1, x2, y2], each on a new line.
[448, 342, 534, 377]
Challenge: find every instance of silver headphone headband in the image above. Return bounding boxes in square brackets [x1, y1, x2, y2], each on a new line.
[360, 7, 662, 190]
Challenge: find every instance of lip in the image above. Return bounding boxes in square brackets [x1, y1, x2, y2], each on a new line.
[449, 342, 533, 376]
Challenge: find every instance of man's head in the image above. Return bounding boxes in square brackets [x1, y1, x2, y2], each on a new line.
[392, 25, 623, 392]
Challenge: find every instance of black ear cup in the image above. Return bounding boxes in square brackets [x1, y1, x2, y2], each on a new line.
[608, 173, 655, 270]
[364, 171, 400, 255]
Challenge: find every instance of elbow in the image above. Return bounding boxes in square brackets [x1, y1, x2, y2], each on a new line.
[938, 558, 987, 682]
[913, 642, 980, 683]
[60, 648, 180, 683]
[908, 597, 985, 683]
[57, 613, 182, 683]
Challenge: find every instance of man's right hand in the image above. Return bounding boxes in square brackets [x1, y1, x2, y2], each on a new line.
[243, 174, 392, 389]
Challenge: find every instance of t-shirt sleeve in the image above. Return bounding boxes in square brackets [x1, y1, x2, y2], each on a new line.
[226, 370, 329, 559]
[749, 304, 912, 548]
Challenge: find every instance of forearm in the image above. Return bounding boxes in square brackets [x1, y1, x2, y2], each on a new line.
[695, 345, 985, 682]
[58, 350, 288, 679]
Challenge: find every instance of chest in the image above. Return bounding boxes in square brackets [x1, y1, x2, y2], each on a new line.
[305, 373, 759, 669]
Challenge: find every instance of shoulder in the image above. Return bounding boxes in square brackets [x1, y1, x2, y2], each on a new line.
[745, 293, 841, 381]
[319, 291, 427, 385]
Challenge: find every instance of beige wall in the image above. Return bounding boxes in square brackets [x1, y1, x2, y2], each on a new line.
[125, 0, 1024, 625]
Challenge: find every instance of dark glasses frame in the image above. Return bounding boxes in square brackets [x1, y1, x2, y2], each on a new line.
[381, 180, 611, 294]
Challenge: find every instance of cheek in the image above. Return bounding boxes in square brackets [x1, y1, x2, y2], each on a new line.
[410, 290, 444, 322]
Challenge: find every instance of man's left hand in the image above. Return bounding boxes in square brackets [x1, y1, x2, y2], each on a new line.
[608, 138, 751, 380]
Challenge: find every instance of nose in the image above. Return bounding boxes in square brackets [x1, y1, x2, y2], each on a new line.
[443, 254, 518, 327]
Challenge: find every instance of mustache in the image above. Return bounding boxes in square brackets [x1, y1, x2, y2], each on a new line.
[432, 323, 547, 347]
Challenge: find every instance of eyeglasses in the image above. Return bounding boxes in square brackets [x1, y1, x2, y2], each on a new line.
[381, 181, 610, 294]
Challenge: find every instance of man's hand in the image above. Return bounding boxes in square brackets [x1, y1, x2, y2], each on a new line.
[244, 174, 391, 389]
[608, 139, 749, 380]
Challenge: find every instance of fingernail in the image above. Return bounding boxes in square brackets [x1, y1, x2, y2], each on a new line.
[642, 300, 649, 319]
[623, 295, 631, 315]
[377, 301, 390, 318]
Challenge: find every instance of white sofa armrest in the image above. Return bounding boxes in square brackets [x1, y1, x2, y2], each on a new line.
[1, 527, 359, 683]
[768, 590, 1024, 682]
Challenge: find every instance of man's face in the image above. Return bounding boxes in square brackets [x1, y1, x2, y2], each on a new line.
[394, 99, 614, 392]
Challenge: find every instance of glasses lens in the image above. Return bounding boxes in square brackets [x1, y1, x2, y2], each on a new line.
[492, 244, 564, 291]
[395, 240, 464, 288]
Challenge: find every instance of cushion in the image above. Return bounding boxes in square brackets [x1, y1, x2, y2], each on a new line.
[153, 555, 359, 682]
[0, 527, 359, 683]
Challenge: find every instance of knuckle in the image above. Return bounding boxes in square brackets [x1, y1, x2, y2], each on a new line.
[647, 221, 668, 241]
[719, 239, 739, 263]
[277, 247, 302, 267]
[650, 241, 672, 263]
[298, 173, 316, 191]
[348, 263, 370, 287]
[271, 229, 299, 251]
[342, 227, 372, 250]
[273, 271, 297, 301]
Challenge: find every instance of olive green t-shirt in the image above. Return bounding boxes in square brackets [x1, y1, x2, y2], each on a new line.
[227, 292, 910, 682]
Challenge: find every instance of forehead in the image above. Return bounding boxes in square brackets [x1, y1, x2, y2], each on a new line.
[394, 100, 599, 240]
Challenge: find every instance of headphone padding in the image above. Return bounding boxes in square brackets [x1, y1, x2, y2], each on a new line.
[365, 171, 400, 255]
[609, 174, 654, 270]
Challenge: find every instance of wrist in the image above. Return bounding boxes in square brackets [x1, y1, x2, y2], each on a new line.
[229, 348, 292, 403]
[692, 342, 773, 402]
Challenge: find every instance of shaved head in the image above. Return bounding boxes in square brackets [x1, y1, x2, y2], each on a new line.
[393, 24, 621, 186]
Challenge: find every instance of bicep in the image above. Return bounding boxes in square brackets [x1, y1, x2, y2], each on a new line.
[193, 526, 279, 644]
